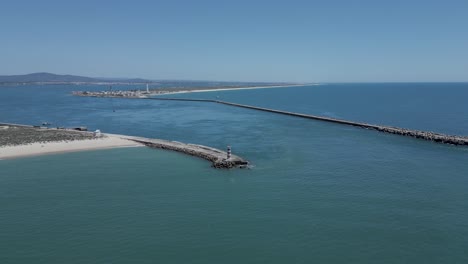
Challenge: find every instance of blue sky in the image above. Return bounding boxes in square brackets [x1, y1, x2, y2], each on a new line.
[1, 0, 467, 82]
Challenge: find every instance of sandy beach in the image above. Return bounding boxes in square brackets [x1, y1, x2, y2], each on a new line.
[0, 135, 143, 160]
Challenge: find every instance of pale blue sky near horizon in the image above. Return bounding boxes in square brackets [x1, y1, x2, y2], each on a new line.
[1, 0, 467, 82]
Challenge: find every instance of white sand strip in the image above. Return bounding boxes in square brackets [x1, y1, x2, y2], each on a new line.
[152, 84, 316, 96]
[0, 135, 143, 160]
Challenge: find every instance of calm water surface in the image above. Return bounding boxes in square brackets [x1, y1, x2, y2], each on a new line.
[1, 83, 468, 263]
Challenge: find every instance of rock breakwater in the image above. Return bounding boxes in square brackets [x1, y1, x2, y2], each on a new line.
[141, 98, 468, 146]
[122, 136, 249, 168]
[215, 101, 468, 146]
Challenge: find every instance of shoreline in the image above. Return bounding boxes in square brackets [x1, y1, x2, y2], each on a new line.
[0, 135, 143, 160]
[0, 125, 248, 168]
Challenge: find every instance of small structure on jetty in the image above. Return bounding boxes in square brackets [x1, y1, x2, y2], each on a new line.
[118, 135, 249, 169]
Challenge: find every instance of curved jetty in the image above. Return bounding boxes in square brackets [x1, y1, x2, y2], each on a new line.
[118, 135, 248, 168]
[142, 98, 468, 146]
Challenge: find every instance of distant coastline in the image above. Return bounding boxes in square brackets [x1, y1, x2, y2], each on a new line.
[0, 72, 152, 86]
[1, 81, 153, 86]
[72, 84, 313, 98]
[0, 72, 298, 88]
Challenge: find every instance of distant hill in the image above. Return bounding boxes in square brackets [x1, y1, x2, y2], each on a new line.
[0, 72, 298, 87]
[0, 72, 153, 84]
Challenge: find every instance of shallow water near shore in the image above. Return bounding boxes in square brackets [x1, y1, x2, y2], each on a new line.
[1, 83, 468, 263]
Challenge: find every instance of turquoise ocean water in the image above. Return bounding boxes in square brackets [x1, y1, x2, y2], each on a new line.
[1, 83, 468, 263]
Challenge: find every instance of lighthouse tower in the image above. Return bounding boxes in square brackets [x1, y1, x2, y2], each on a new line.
[227, 146, 232, 160]
[146, 83, 149, 93]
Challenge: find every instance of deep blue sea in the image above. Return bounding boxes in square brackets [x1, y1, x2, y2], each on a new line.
[1, 83, 468, 263]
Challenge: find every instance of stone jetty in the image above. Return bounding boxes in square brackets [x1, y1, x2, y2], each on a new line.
[117, 135, 249, 168]
[215, 101, 468, 146]
[140, 98, 468, 146]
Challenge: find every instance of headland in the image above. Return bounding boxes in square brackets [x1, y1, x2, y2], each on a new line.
[0, 123, 248, 168]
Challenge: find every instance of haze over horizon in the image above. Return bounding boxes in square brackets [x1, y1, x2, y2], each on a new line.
[1, 0, 467, 83]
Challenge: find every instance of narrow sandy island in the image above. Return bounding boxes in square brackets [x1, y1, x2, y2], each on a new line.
[0, 135, 142, 160]
[72, 84, 317, 98]
[153, 84, 315, 96]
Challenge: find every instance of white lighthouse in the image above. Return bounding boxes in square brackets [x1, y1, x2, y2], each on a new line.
[146, 83, 149, 93]
[227, 145, 232, 160]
